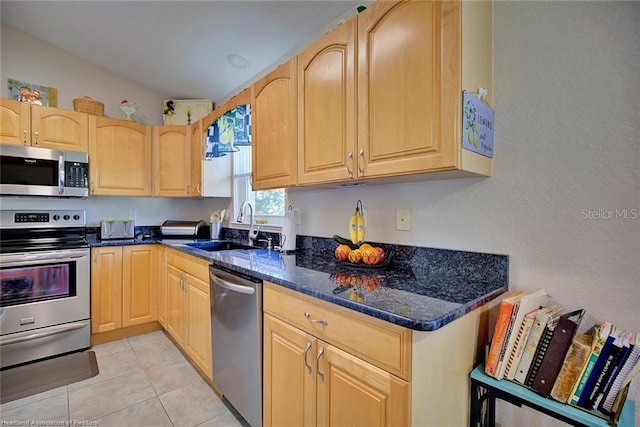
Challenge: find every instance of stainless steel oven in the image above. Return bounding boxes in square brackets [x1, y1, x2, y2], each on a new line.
[0, 210, 90, 369]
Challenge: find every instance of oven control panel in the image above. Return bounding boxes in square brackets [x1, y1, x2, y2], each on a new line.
[1, 210, 86, 228]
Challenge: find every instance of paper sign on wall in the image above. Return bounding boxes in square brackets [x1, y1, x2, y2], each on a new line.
[462, 91, 494, 158]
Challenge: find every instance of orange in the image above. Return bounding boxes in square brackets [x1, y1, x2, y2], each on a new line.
[361, 248, 378, 265]
[335, 244, 351, 261]
[347, 249, 363, 263]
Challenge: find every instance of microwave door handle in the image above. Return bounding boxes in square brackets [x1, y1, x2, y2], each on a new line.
[58, 152, 65, 194]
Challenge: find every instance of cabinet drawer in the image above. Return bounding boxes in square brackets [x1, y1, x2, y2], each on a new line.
[263, 282, 411, 380]
[166, 248, 210, 282]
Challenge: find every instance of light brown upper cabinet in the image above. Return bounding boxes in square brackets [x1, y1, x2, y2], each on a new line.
[357, 0, 492, 179]
[88, 116, 152, 196]
[153, 125, 192, 197]
[297, 19, 356, 185]
[1, 98, 88, 152]
[251, 59, 298, 190]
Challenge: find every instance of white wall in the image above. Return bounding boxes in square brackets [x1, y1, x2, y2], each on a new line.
[1, 24, 164, 124]
[290, 2, 639, 425]
[0, 24, 231, 225]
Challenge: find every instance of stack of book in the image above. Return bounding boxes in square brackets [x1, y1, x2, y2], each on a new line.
[485, 290, 639, 421]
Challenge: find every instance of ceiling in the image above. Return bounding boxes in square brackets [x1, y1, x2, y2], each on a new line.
[1, 0, 368, 105]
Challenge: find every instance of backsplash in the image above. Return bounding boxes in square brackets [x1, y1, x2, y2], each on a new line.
[296, 235, 509, 288]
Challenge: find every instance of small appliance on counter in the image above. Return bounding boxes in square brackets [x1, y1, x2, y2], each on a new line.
[101, 219, 135, 240]
[160, 220, 207, 238]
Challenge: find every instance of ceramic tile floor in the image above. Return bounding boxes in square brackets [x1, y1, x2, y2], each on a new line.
[0, 330, 247, 427]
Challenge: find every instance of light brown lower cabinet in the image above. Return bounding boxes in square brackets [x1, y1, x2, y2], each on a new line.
[163, 248, 213, 381]
[263, 282, 410, 426]
[264, 314, 409, 427]
[263, 281, 486, 426]
[90, 245, 159, 334]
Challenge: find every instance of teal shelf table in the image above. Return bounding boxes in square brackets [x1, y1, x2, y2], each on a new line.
[470, 363, 635, 427]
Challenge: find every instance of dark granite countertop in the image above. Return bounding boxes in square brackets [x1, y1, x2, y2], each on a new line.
[156, 237, 508, 332]
[89, 234, 508, 331]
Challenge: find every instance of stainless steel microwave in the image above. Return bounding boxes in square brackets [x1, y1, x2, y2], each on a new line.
[0, 144, 89, 197]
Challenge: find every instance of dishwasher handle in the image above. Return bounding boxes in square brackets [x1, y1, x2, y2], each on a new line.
[210, 272, 256, 295]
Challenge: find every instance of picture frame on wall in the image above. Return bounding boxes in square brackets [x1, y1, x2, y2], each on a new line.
[7, 78, 58, 107]
[163, 99, 213, 125]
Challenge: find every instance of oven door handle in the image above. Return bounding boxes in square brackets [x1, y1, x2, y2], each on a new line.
[210, 272, 255, 295]
[0, 322, 87, 346]
[0, 250, 89, 265]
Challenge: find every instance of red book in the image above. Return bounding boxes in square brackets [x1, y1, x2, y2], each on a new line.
[485, 290, 524, 378]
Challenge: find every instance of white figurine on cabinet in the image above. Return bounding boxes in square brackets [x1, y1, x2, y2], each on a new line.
[120, 100, 137, 121]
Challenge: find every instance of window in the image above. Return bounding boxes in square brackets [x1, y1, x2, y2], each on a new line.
[232, 145, 285, 228]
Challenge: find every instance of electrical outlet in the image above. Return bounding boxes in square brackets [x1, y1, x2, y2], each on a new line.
[396, 208, 411, 231]
[129, 209, 137, 221]
[294, 208, 301, 225]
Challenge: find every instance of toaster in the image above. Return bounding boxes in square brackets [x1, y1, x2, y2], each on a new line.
[101, 219, 135, 239]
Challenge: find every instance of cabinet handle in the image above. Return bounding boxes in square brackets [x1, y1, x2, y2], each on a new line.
[316, 346, 325, 382]
[303, 341, 312, 374]
[346, 151, 353, 178]
[186, 184, 190, 195]
[93, 250, 98, 263]
[23, 130, 28, 145]
[358, 148, 365, 177]
[196, 184, 201, 195]
[33, 131, 39, 145]
[304, 311, 328, 326]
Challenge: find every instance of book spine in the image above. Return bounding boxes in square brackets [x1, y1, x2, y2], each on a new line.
[569, 325, 608, 405]
[601, 339, 640, 413]
[577, 333, 616, 408]
[596, 332, 631, 411]
[550, 333, 591, 403]
[525, 324, 554, 387]
[505, 313, 536, 380]
[514, 312, 550, 384]
[494, 303, 521, 380]
[485, 301, 516, 378]
[588, 333, 624, 409]
[531, 315, 580, 397]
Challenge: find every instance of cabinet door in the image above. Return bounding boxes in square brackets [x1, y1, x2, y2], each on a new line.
[0, 99, 30, 146]
[264, 314, 317, 427]
[252, 59, 297, 190]
[358, 0, 457, 178]
[316, 343, 410, 427]
[184, 273, 212, 380]
[31, 105, 88, 152]
[297, 19, 356, 185]
[90, 247, 123, 334]
[158, 247, 167, 327]
[88, 116, 152, 196]
[153, 125, 192, 196]
[190, 121, 203, 197]
[165, 264, 186, 346]
[122, 245, 158, 327]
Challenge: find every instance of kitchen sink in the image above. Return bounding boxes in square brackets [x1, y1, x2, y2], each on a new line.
[185, 241, 255, 251]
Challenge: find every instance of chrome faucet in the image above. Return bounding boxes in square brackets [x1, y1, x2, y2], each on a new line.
[238, 201, 259, 246]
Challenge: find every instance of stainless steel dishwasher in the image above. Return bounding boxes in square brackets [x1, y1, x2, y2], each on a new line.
[210, 265, 262, 427]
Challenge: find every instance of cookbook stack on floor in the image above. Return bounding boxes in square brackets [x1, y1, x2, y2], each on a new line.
[485, 289, 639, 424]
